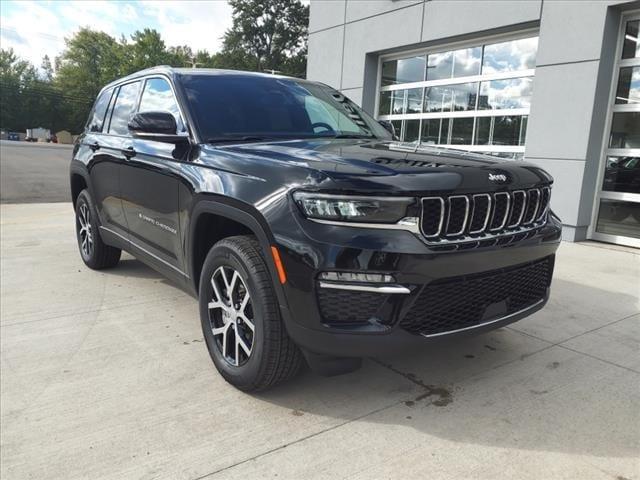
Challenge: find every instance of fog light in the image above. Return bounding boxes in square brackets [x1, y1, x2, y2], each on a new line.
[319, 272, 395, 283]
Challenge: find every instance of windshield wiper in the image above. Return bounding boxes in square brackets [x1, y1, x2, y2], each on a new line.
[207, 136, 273, 144]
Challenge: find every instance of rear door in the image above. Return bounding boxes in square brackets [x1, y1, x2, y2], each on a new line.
[90, 80, 142, 239]
[84, 86, 128, 235]
[119, 76, 188, 274]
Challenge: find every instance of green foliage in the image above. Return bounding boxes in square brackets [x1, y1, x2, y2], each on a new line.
[218, 0, 309, 77]
[0, 0, 309, 134]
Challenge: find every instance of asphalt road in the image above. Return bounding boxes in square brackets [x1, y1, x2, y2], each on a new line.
[0, 140, 73, 203]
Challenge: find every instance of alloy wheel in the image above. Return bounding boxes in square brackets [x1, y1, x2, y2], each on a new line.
[78, 203, 93, 257]
[208, 266, 255, 367]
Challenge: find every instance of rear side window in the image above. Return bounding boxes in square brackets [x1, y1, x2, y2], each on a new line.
[108, 81, 141, 136]
[139, 78, 185, 132]
[86, 88, 113, 132]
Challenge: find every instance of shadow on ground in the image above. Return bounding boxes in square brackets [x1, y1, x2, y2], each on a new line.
[99, 258, 639, 460]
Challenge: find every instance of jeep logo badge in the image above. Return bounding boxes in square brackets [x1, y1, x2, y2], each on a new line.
[488, 173, 507, 182]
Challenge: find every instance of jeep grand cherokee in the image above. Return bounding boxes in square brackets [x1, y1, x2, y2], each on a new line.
[70, 67, 561, 391]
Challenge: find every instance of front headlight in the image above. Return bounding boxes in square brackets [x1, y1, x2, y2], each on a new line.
[293, 192, 415, 223]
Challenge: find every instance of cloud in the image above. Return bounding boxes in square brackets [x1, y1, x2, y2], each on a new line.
[0, 1, 68, 66]
[0, 0, 233, 68]
[139, 1, 232, 53]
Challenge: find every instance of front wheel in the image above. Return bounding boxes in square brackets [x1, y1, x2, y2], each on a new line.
[199, 236, 302, 391]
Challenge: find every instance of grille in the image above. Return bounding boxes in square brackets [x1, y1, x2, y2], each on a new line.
[400, 257, 553, 336]
[317, 287, 388, 324]
[420, 186, 551, 244]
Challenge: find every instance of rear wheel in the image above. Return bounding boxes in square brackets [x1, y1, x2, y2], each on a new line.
[75, 189, 121, 269]
[199, 235, 302, 391]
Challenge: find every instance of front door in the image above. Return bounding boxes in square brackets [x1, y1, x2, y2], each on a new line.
[590, 13, 640, 248]
[119, 77, 188, 274]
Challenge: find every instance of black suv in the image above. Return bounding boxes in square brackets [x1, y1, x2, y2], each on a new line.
[70, 67, 561, 391]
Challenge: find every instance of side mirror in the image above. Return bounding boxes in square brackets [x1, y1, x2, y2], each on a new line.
[128, 111, 188, 143]
[378, 120, 396, 139]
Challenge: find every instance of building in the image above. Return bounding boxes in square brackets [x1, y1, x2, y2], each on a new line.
[306, 0, 640, 248]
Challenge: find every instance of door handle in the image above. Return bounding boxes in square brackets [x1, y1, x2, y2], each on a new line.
[122, 147, 136, 159]
[89, 142, 100, 152]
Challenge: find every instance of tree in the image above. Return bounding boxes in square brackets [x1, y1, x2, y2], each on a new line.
[218, 0, 309, 77]
[54, 28, 124, 131]
[126, 29, 172, 72]
[41, 55, 54, 82]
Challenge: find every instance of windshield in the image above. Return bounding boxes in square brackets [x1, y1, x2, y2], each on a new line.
[180, 73, 391, 142]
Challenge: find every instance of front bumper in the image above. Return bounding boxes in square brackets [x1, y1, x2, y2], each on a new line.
[271, 211, 562, 358]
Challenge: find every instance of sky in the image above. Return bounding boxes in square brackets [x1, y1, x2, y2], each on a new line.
[0, 0, 234, 67]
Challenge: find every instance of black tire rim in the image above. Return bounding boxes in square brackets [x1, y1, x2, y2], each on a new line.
[207, 266, 255, 367]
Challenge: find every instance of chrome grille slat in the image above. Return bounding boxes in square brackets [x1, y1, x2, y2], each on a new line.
[489, 192, 510, 231]
[469, 194, 491, 234]
[507, 190, 527, 228]
[445, 195, 470, 237]
[523, 188, 541, 225]
[419, 187, 551, 246]
[421, 197, 445, 237]
[536, 186, 551, 222]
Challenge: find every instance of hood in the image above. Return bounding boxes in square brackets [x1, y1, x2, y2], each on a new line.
[206, 138, 552, 194]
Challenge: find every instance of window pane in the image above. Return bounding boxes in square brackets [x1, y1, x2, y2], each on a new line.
[622, 20, 640, 59]
[492, 115, 527, 146]
[421, 118, 450, 144]
[479, 78, 533, 110]
[602, 156, 640, 194]
[406, 88, 423, 113]
[379, 91, 392, 115]
[482, 37, 538, 74]
[403, 119, 421, 143]
[450, 117, 474, 144]
[474, 116, 491, 145]
[391, 90, 405, 114]
[424, 86, 452, 112]
[453, 47, 482, 78]
[382, 56, 425, 85]
[596, 199, 640, 239]
[615, 67, 640, 105]
[426, 51, 453, 81]
[424, 83, 478, 112]
[609, 112, 640, 148]
[108, 82, 141, 136]
[391, 120, 402, 137]
[87, 88, 113, 132]
[452, 82, 478, 111]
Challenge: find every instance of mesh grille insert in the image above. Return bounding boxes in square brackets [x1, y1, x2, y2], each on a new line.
[400, 257, 553, 336]
[317, 287, 388, 324]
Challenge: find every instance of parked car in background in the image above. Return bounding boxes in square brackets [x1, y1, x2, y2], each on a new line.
[70, 67, 562, 391]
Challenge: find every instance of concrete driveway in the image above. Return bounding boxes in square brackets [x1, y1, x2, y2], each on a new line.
[1, 203, 638, 480]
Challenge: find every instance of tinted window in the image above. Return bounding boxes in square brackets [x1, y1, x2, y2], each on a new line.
[87, 88, 113, 132]
[482, 37, 538, 74]
[622, 20, 640, 59]
[615, 67, 640, 104]
[181, 75, 390, 140]
[609, 112, 640, 148]
[478, 78, 533, 110]
[108, 81, 141, 136]
[139, 78, 184, 131]
[381, 56, 425, 86]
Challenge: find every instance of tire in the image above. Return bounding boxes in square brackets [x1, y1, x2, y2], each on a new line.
[75, 189, 121, 269]
[199, 235, 303, 391]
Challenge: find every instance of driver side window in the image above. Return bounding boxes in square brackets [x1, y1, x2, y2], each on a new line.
[139, 78, 186, 133]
